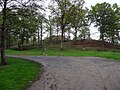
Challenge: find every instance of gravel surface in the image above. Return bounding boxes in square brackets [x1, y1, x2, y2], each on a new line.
[8, 55, 120, 90]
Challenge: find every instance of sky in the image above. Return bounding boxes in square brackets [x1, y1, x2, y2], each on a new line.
[85, 0, 120, 8]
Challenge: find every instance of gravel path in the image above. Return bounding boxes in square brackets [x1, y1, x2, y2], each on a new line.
[8, 55, 120, 90]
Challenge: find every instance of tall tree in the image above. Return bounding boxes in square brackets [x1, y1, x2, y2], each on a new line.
[106, 3, 120, 44]
[0, 0, 7, 65]
[16, 8, 39, 50]
[89, 2, 113, 47]
[36, 13, 46, 48]
[0, 0, 42, 65]
[89, 2, 120, 46]
[50, 0, 71, 50]
[68, 0, 86, 40]
[52, 16, 61, 42]
[78, 26, 90, 39]
[45, 16, 54, 43]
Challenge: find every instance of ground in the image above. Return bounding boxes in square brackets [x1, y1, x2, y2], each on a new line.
[9, 55, 120, 90]
[72, 39, 120, 50]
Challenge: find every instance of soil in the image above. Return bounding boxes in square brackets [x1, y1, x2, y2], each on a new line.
[72, 39, 120, 50]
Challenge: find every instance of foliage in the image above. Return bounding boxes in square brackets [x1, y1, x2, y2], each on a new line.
[49, 0, 72, 49]
[78, 26, 90, 39]
[89, 2, 120, 45]
[0, 0, 44, 64]
[68, 0, 88, 40]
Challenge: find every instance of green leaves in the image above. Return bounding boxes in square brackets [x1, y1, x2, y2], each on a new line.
[89, 2, 120, 45]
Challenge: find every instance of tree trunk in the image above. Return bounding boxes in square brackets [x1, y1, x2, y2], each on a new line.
[1, 31, 6, 65]
[60, 24, 65, 50]
[56, 25, 59, 43]
[111, 36, 114, 45]
[5, 31, 11, 49]
[8, 34, 11, 49]
[74, 27, 77, 40]
[101, 31, 105, 49]
[1, 0, 7, 65]
[21, 29, 24, 50]
[40, 21, 43, 48]
[49, 25, 52, 43]
[63, 32, 65, 41]
[5, 30, 8, 49]
[60, 13, 65, 50]
[68, 29, 70, 40]
[37, 29, 40, 49]
[21, 37, 24, 50]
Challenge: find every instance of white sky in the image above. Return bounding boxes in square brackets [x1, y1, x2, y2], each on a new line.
[85, 0, 120, 8]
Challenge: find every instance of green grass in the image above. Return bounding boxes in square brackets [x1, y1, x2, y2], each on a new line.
[6, 49, 40, 56]
[0, 58, 43, 90]
[6, 49, 120, 61]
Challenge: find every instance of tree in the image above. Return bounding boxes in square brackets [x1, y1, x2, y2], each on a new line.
[78, 26, 90, 39]
[49, 0, 71, 50]
[52, 16, 61, 42]
[5, 9, 16, 49]
[0, 0, 42, 65]
[106, 3, 120, 45]
[89, 2, 120, 46]
[0, 0, 8, 65]
[68, 0, 86, 40]
[45, 16, 54, 43]
[88, 2, 111, 47]
[4, 7, 39, 50]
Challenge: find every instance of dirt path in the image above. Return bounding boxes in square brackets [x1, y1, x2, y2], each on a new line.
[8, 55, 120, 90]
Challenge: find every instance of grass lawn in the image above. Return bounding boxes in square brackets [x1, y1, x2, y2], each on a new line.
[0, 58, 43, 90]
[6, 49, 120, 61]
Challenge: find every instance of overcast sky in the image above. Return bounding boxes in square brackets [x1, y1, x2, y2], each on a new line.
[46, 0, 120, 9]
[85, 0, 120, 8]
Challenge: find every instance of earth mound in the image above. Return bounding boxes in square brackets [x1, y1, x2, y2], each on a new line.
[72, 39, 120, 49]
